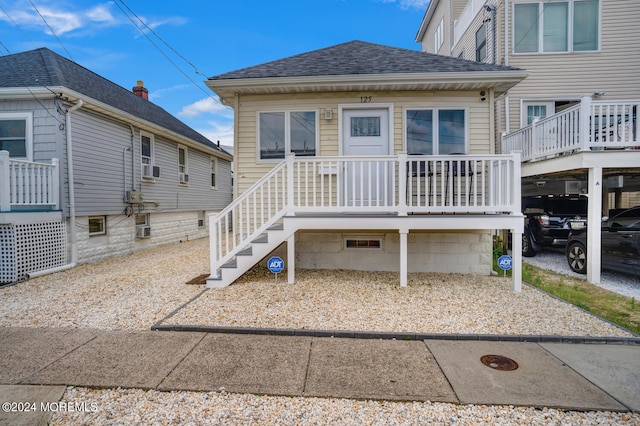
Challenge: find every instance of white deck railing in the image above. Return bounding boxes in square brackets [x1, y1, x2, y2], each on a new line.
[0, 151, 60, 211]
[502, 96, 639, 162]
[210, 152, 521, 273]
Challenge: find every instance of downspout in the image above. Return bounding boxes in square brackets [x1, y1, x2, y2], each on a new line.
[504, 0, 510, 132]
[27, 99, 84, 279]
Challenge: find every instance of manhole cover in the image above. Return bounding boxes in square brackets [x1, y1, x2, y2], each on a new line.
[480, 355, 519, 371]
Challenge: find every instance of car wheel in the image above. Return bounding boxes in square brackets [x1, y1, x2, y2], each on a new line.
[522, 233, 536, 257]
[566, 241, 587, 274]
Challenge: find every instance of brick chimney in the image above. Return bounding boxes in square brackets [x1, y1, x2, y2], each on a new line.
[132, 80, 148, 100]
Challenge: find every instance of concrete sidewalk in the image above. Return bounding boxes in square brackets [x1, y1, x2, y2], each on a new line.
[1, 327, 639, 425]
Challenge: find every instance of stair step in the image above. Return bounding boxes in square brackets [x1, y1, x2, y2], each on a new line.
[252, 234, 268, 244]
[237, 246, 252, 256]
[267, 224, 284, 231]
[221, 259, 237, 269]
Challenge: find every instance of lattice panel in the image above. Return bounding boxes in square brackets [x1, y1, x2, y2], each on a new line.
[13, 222, 67, 281]
[0, 225, 17, 283]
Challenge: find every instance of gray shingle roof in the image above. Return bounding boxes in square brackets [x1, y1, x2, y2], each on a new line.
[210, 40, 522, 81]
[0, 48, 227, 154]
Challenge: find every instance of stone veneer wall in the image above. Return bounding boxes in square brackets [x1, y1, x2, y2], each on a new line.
[74, 211, 211, 265]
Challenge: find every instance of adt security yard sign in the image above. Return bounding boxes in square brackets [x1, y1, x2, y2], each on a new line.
[267, 256, 284, 273]
[267, 256, 284, 283]
[497, 255, 513, 271]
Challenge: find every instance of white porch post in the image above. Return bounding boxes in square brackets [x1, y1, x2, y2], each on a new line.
[287, 233, 295, 284]
[579, 95, 592, 151]
[286, 153, 295, 215]
[397, 152, 408, 216]
[0, 151, 10, 211]
[209, 213, 218, 278]
[51, 158, 60, 210]
[399, 228, 408, 287]
[587, 166, 603, 284]
[511, 230, 522, 293]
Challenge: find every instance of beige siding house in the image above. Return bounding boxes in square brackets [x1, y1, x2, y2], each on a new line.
[205, 41, 528, 290]
[416, 1, 640, 284]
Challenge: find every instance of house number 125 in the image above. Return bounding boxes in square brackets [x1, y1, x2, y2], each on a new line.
[360, 96, 372, 103]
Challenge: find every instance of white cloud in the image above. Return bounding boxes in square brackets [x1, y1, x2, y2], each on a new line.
[178, 97, 229, 118]
[198, 120, 235, 147]
[380, 0, 430, 10]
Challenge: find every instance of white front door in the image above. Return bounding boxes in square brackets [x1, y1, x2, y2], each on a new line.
[342, 108, 391, 207]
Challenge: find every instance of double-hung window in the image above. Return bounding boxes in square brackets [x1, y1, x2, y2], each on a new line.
[514, 0, 599, 54]
[0, 112, 32, 160]
[476, 24, 487, 62]
[178, 145, 188, 184]
[258, 111, 317, 160]
[405, 109, 467, 155]
[210, 156, 217, 188]
[140, 131, 156, 179]
[434, 19, 444, 53]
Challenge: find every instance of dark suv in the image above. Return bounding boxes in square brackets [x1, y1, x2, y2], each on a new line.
[566, 206, 640, 275]
[522, 195, 588, 257]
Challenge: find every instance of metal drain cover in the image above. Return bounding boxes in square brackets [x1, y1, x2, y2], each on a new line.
[480, 355, 519, 371]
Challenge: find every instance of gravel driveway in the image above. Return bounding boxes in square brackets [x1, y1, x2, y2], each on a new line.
[1, 237, 638, 425]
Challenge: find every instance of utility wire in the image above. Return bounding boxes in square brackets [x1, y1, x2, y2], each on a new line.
[113, 0, 228, 109]
[28, 0, 74, 61]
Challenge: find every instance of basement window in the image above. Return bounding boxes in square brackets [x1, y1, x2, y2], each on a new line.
[345, 239, 382, 249]
[88, 216, 106, 236]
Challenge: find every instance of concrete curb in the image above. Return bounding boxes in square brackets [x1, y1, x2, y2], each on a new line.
[150, 324, 640, 344]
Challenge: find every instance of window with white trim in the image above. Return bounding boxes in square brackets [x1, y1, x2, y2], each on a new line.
[476, 24, 487, 62]
[434, 19, 444, 53]
[210, 156, 217, 188]
[405, 109, 467, 155]
[514, 1, 599, 54]
[140, 131, 156, 179]
[258, 111, 317, 160]
[88, 216, 106, 236]
[0, 112, 33, 160]
[178, 145, 188, 184]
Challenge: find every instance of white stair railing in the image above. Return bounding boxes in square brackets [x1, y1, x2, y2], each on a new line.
[209, 158, 289, 275]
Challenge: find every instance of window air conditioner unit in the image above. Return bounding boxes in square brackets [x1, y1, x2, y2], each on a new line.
[143, 164, 160, 178]
[136, 225, 151, 238]
[179, 172, 189, 183]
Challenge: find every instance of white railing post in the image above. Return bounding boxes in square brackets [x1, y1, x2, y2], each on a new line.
[531, 117, 540, 157]
[51, 158, 60, 210]
[0, 151, 10, 211]
[397, 152, 408, 216]
[286, 153, 295, 215]
[209, 213, 218, 275]
[511, 152, 521, 214]
[579, 95, 592, 151]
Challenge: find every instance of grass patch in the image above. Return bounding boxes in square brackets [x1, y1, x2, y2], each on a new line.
[523, 263, 640, 335]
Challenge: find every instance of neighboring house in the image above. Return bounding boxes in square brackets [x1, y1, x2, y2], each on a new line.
[0, 48, 232, 284]
[416, 1, 640, 284]
[204, 40, 528, 290]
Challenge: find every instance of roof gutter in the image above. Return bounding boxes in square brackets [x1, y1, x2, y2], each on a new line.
[207, 70, 529, 98]
[1, 87, 231, 161]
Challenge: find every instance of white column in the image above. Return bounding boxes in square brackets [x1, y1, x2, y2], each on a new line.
[511, 230, 522, 293]
[397, 152, 408, 216]
[399, 229, 408, 287]
[579, 95, 592, 151]
[0, 151, 10, 211]
[587, 166, 603, 284]
[287, 233, 295, 284]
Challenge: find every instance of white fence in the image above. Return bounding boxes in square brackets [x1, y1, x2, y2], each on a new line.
[0, 151, 60, 211]
[502, 97, 639, 162]
[210, 152, 521, 273]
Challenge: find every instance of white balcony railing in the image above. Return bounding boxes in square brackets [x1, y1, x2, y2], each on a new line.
[210, 152, 521, 273]
[502, 96, 639, 162]
[0, 151, 60, 211]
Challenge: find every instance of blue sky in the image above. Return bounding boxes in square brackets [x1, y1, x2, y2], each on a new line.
[0, 0, 429, 146]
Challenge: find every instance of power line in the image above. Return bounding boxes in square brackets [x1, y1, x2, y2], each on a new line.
[112, 0, 228, 110]
[28, 0, 74, 61]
